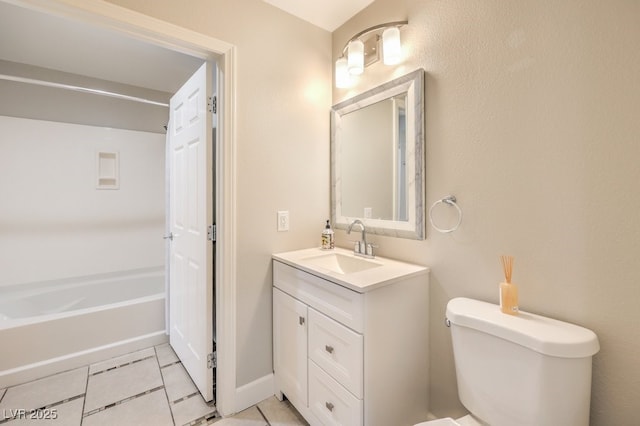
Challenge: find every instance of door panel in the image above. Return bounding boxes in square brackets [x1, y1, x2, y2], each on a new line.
[169, 61, 213, 402]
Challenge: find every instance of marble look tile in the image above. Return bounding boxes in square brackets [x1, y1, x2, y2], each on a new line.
[161, 363, 197, 403]
[211, 406, 266, 425]
[257, 396, 308, 426]
[84, 357, 162, 412]
[170, 394, 216, 426]
[89, 348, 156, 374]
[82, 389, 173, 426]
[155, 343, 179, 367]
[0, 367, 87, 412]
[5, 397, 84, 426]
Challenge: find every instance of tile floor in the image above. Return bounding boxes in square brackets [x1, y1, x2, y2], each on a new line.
[0, 344, 308, 426]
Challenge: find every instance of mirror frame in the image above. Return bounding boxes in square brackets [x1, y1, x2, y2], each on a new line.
[331, 68, 425, 240]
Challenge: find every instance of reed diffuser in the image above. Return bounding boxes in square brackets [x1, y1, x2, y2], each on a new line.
[499, 255, 519, 315]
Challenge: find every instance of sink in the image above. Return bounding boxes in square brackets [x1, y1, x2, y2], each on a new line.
[273, 247, 429, 292]
[302, 252, 382, 275]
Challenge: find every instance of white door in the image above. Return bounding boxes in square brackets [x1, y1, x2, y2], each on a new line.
[169, 61, 214, 402]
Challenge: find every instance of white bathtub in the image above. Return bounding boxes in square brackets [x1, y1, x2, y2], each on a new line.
[0, 267, 167, 388]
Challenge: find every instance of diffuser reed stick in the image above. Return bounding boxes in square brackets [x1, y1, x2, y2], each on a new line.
[499, 255, 519, 315]
[500, 255, 513, 283]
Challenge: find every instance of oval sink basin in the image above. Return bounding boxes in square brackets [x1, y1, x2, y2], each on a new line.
[302, 252, 382, 275]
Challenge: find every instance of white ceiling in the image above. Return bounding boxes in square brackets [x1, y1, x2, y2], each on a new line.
[0, 0, 370, 93]
[0, 1, 204, 93]
[262, 0, 374, 32]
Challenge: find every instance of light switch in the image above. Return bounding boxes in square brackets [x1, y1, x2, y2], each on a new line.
[277, 210, 289, 232]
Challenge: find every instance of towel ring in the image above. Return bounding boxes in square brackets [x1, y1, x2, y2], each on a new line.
[429, 195, 463, 233]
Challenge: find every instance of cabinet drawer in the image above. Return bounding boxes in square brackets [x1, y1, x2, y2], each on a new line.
[309, 361, 363, 426]
[273, 261, 364, 332]
[309, 308, 363, 398]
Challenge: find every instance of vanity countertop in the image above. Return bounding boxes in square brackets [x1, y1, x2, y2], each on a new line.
[272, 247, 429, 293]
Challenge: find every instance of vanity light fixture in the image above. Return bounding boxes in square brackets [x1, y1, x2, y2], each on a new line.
[382, 27, 402, 65]
[335, 20, 408, 88]
[347, 39, 365, 75]
[335, 57, 351, 89]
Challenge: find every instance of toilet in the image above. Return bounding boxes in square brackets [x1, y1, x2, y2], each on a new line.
[417, 297, 600, 426]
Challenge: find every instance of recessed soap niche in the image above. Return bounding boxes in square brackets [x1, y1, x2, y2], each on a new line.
[96, 151, 119, 189]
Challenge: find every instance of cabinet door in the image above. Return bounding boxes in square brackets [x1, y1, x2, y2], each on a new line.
[273, 287, 308, 408]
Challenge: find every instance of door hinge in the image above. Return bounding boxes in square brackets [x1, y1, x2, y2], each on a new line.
[207, 352, 216, 369]
[207, 96, 217, 114]
[207, 224, 216, 242]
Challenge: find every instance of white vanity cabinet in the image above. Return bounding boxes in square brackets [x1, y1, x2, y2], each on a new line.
[272, 248, 430, 426]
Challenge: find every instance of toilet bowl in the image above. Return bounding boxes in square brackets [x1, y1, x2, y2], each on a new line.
[415, 297, 599, 426]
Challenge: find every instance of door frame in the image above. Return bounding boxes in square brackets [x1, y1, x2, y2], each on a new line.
[6, 0, 238, 416]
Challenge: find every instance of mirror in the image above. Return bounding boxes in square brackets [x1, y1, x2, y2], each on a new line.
[331, 69, 425, 239]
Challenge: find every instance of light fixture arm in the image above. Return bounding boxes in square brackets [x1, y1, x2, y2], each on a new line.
[339, 20, 408, 57]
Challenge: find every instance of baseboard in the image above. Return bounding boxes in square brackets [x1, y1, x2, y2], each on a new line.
[0, 331, 167, 388]
[234, 373, 274, 413]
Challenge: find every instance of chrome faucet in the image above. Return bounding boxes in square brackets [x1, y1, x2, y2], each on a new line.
[347, 219, 375, 258]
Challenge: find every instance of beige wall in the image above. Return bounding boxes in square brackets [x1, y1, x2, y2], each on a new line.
[104, 0, 331, 388]
[334, 1, 640, 424]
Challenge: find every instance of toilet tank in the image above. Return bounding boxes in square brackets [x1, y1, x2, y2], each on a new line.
[446, 298, 599, 426]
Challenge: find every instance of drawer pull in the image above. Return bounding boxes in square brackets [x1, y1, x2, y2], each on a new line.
[325, 402, 334, 412]
[299, 316, 305, 325]
[325, 345, 334, 354]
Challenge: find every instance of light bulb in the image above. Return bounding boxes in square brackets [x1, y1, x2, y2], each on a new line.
[382, 27, 402, 65]
[347, 39, 364, 75]
[335, 57, 351, 88]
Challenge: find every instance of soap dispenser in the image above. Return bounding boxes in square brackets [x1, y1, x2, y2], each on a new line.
[321, 220, 335, 250]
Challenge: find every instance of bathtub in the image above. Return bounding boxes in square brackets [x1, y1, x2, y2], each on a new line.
[0, 267, 167, 388]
